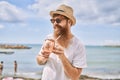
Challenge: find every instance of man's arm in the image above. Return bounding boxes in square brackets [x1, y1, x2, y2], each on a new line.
[52, 48, 82, 80]
[59, 54, 82, 80]
[36, 54, 47, 65]
[36, 49, 50, 65]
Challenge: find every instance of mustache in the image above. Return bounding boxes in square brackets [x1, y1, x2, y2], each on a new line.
[54, 24, 64, 37]
[54, 24, 63, 29]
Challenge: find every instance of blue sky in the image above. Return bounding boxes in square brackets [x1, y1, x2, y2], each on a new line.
[0, 0, 120, 45]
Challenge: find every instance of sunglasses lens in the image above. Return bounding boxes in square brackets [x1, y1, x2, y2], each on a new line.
[56, 19, 61, 23]
[50, 19, 55, 23]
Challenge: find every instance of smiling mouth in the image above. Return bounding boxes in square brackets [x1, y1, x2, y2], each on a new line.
[54, 25, 61, 32]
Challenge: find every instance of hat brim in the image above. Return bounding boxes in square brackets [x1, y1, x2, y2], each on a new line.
[50, 11, 76, 25]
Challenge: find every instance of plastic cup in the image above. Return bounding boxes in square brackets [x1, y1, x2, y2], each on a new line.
[43, 39, 55, 52]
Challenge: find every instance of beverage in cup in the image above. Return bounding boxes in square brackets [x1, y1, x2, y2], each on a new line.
[43, 39, 55, 52]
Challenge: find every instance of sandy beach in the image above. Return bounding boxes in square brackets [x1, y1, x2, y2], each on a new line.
[0, 74, 120, 80]
[0, 75, 112, 80]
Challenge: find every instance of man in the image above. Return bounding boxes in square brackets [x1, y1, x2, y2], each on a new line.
[36, 4, 87, 80]
[0, 61, 3, 75]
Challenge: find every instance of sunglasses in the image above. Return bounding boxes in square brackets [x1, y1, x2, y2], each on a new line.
[50, 18, 65, 24]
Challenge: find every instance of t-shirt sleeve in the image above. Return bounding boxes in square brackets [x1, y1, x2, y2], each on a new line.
[72, 43, 87, 68]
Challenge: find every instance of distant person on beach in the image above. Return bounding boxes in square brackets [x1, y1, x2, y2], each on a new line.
[36, 4, 87, 80]
[14, 60, 17, 73]
[0, 61, 3, 75]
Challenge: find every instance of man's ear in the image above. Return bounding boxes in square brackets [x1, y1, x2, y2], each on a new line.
[68, 20, 72, 26]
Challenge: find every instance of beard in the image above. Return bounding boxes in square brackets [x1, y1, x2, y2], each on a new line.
[53, 24, 71, 48]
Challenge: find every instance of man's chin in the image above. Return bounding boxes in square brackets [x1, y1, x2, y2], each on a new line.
[54, 29, 59, 32]
[54, 30, 61, 35]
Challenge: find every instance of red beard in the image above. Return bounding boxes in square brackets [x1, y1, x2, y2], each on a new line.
[53, 24, 71, 48]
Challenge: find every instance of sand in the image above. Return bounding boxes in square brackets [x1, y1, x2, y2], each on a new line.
[1, 74, 119, 80]
[0, 75, 103, 80]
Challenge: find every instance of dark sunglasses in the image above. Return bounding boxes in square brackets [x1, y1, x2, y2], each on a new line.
[50, 18, 65, 24]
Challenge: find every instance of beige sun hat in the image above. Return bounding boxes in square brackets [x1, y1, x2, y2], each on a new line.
[50, 4, 76, 25]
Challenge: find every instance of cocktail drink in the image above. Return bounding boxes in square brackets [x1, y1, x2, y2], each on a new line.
[43, 35, 62, 53]
[43, 39, 55, 52]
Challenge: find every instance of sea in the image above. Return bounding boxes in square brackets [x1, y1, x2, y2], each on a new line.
[0, 44, 120, 79]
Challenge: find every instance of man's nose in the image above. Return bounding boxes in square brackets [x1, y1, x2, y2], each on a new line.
[53, 24, 57, 29]
[53, 21, 58, 25]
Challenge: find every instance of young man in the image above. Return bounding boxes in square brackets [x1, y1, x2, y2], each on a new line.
[36, 4, 87, 80]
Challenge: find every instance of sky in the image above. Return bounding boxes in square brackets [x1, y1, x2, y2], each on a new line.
[0, 0, 120, 45]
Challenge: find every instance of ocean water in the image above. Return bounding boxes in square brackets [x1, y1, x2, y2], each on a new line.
[0, 44, 120, 79]
[83, 46, 120, 79]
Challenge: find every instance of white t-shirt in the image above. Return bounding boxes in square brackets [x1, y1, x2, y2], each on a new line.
[39, 34, 87, 80]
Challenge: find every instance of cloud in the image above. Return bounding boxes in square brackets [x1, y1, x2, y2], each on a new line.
[0, 1, 28, 23]
[29, 0, 120, 25]
[0, 24, 4, 29]
[28, 0, 61, 19]
[103, 40, 120, 46]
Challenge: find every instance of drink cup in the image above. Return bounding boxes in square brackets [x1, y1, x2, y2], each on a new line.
[43, 39, 55, 52]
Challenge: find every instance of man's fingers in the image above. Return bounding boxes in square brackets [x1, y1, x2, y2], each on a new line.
[52, 49, 63, 54]
[41, 49, 51, 58]
[42, 54, 49, 58]
[54, 45, 63, 51]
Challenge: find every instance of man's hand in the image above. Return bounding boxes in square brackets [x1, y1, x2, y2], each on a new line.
[36, 47, 51, 65]
[41, 48, 51, 58]
[52, 44, 64, 58]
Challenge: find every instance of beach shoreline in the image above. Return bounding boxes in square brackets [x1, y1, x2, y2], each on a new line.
[1, 74, 119, 80]
[0, 75, 101, 80]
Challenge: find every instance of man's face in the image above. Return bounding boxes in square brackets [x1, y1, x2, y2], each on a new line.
[50, 15, 68, 36]
[50, 15, 71, 48]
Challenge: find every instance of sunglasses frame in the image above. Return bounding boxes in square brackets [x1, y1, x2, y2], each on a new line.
[50, 17, 68, 24]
